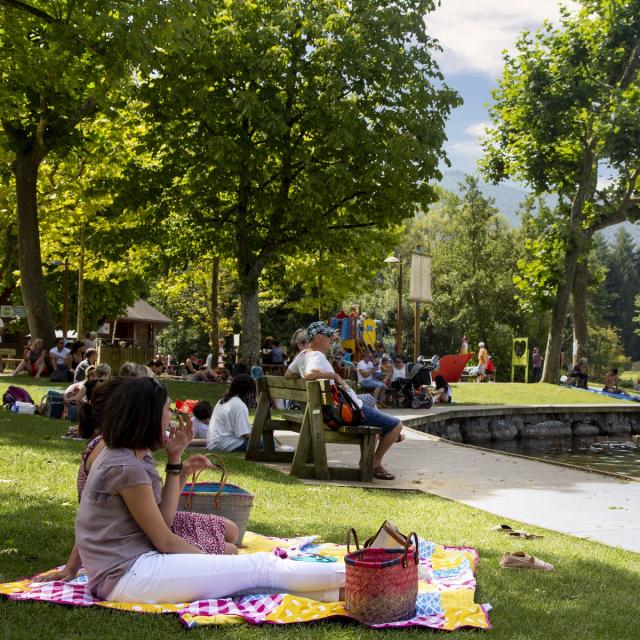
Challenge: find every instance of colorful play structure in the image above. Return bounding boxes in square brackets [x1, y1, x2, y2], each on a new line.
[329, 314, 473, 383]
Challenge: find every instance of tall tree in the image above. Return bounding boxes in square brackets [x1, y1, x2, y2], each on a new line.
[602, 227, 640, 358]
[483, 0, 640, 382]
[0, 0, 163, 344]
[134, 0, 460, 363]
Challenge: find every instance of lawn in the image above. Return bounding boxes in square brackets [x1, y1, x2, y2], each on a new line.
[2, 376, 631, 413]
[449, 382, 633, 405]
[1, 399, 639, 639]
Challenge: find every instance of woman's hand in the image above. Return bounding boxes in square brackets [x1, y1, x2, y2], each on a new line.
[164, 415, 193, 464]
[181, 454, 214, 478]
[34, 565, 78, 583]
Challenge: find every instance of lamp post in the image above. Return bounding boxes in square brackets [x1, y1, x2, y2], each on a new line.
[384, 256, 402, 355]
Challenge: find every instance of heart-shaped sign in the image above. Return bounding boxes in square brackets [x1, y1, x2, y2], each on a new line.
[513, 339, 527, 358]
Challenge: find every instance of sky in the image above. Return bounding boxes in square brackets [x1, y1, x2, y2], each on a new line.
[426, 0, 579, 175]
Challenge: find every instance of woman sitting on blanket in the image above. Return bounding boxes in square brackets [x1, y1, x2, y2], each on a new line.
[72, 377, 344, 604]
[41, 372, 239, 583]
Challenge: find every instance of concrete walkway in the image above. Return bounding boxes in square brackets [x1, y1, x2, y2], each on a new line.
[269, 425, 640, 554]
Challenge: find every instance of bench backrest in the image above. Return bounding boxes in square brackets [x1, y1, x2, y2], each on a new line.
[0, 348, 17, 358]
[260, 375, 333, 406]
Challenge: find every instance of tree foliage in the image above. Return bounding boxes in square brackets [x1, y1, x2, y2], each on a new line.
[130, 0, 461, 362]
[482, 0, 640, 381]
[0, 0, 165, 344]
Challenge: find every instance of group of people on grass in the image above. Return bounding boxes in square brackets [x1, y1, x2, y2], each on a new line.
[12, 335, 101, 382]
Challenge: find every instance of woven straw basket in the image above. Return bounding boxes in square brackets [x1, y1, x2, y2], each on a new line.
[344, 528, 419, 624]
[177, 453, 254, 545]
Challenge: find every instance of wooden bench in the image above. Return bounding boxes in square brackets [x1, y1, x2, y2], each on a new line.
[0, 348, 20, 372]
[246, 376, 382, 482]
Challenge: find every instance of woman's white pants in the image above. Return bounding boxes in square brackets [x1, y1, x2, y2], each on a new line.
[108, 551, 345, 604]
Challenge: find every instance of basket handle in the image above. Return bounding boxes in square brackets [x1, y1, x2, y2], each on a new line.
[346, 528, 361, 554]
[182, 453, 227, 510]
[401, 532, 420, 568]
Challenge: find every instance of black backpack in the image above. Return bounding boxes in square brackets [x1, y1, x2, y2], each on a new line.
[40, 390, 65, 419]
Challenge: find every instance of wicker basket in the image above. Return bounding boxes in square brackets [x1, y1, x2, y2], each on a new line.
[177, 454, 254, 545]
[344, 528, 419, 624]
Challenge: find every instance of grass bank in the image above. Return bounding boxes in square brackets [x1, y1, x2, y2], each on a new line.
[0, 409, 639, 639]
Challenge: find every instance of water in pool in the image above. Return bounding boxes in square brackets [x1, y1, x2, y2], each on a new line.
[486, 435, 640, 479]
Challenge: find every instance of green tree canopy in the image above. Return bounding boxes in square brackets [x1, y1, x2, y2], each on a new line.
[130, 0, 461, 362]
[0, 0, 164, 344]
[482, 0, 640, 381]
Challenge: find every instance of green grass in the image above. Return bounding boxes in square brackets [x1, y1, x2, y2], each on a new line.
[449, 382, 632, 405]
[1, 403, 640, 639]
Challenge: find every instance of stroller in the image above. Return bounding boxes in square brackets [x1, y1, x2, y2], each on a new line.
[393, 355, 439, 409]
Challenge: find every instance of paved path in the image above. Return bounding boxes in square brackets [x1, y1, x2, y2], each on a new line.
[270, 426, 640, 554]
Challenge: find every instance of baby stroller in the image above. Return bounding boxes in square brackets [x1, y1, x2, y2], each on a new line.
[394, 355, 439, 409]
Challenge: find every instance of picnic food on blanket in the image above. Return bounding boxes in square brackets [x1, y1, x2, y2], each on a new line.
[344, 528, 419, 624]
[500, 551, 554, 570]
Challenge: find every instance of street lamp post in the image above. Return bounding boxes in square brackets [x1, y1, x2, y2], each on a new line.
[384, 256, 402, 355]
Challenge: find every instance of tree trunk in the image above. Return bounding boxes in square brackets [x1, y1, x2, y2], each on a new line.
[76, 221, 86, 339]
[541, 242, 582, 383]
[14, 151, 56, 346]
[209, 255, 219, 363]
[239, 281, 261, 365]
[571, 258, 589, 366]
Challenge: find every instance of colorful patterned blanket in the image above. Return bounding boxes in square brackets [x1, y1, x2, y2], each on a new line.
[0, 531, 491, 630]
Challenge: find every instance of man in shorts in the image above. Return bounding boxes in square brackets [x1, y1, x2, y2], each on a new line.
[477, 342, 489, 382]
[298, 321, 403, 480]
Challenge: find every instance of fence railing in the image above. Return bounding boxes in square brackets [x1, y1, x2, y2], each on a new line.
[97, 344, 155, 373]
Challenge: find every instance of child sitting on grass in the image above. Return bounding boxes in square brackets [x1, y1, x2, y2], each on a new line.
[191, 400, 213, 439]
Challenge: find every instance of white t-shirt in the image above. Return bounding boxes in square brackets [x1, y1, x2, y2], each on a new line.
[192, 416, 209, 439]
[206, 396, 252, 451]
[302, 349, 362, 408]
[356, 359, 376, 383]
[391, 364, 407, 381]
[49, 346, 70, 367]
[286, 350, 308, 378]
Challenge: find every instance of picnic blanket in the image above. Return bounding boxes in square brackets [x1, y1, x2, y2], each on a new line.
[564, 385, 640, 402]
[0, 531, 491, 631]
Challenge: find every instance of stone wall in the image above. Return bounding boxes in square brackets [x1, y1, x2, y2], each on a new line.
[415, 410, 640, 445]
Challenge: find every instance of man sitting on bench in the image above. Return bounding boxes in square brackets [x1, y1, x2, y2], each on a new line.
[291, 321, 403, 480]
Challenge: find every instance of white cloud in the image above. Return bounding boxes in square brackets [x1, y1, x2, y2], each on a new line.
[463, 121, 490, 138]
[426, 0, 580, 78]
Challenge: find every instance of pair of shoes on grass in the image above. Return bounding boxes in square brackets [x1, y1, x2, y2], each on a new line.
[500, 551, 554, 571]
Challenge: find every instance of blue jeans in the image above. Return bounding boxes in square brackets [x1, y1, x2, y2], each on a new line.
[360, 405, 400, 436]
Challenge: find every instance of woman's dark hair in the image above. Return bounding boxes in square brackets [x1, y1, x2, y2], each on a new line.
[77, 380, 103, 439]
[84, 379, 100, 401]
[221, 373, 256, 405]
[193, 400, 213, 421]
[78, 403, 97, 439]
[434, 375, 448, 390]
[231, 361, 249, 376]
[70, 341, 84, 355]
[92, 377, 168, 450]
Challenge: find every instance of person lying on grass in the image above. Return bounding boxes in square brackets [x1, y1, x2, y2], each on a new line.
[64, 377, 345, 604]
[39, 375, 238, 583]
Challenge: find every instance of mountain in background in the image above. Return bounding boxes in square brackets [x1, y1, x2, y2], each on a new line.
[439, 170, 640, 243]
